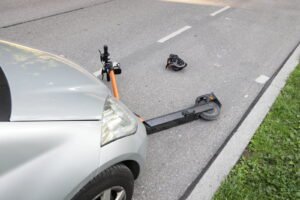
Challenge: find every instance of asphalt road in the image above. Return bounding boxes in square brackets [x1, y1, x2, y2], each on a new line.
[1, 0, 299, 199]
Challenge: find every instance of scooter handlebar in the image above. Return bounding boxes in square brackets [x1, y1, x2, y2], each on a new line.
[100, 45, 110, 63]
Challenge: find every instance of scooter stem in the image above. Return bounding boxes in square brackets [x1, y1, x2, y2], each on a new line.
[109, 70, 120, 100]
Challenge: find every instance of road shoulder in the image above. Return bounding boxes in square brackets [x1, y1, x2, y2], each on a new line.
[185, 42, 300, 200]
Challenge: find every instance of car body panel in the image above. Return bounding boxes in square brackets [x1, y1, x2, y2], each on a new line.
[0, 40, 147, 200]
[0, 121, 102, 200]
[67, 121, 147, 199]
[0, 40, 109, 121]
[0, 120, 147, 200]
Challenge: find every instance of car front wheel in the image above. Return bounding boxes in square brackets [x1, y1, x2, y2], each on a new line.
[72, 164, 134, 200]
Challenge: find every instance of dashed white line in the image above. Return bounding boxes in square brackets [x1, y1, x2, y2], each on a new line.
[210, 6, 231, 17]
[157, 25, 191, 43]
[255, 75, 270, 84]
[93, 70, 101, 77]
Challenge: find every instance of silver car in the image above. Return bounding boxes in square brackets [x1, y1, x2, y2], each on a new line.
[0, 40, 147, 200]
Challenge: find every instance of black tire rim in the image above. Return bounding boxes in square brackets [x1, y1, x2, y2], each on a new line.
[92, 186, 126, 200]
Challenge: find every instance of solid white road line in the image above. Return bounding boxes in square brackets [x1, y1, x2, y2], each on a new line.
[210, 6, 231, 17]
[157, 26, 191, 43]
[255, 75, 270, 84]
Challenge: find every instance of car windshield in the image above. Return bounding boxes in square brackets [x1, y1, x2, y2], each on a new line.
[0, 67, 11, 121]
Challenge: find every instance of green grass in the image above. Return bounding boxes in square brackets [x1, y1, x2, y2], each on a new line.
[214, 65, 300, 200]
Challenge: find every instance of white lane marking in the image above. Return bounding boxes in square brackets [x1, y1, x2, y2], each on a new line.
[210, 6, 231, 17]
[93, 70, 101, 77]
[255, 75, 270, 84]
[157, 26, 191, 43]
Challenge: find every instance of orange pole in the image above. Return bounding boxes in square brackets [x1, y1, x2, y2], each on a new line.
[109, 70, 120, 100]
[109, 69, 144, 122]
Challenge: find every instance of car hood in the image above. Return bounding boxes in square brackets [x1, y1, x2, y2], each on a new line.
[0, 40, 109, 121]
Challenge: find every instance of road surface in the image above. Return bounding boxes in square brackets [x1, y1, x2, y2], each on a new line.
[1, 0, 299, 199]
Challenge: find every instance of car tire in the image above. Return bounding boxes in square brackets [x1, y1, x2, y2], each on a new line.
[72, 164, 134, 200]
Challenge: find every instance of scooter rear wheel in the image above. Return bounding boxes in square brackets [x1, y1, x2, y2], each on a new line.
[200, 102, 220, 121]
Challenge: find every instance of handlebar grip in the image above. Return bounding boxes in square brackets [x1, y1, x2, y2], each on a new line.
[104, 45, 108, 54]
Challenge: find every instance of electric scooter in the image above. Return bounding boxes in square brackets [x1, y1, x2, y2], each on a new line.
[98, 45, 221, 134]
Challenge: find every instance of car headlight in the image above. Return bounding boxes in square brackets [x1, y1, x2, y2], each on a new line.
[101, 97, 138, 146]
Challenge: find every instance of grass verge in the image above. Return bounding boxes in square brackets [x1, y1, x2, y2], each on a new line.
[213, 65, 300, 200]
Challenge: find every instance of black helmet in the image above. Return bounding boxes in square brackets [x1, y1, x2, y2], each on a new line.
[166, 54, 187, 71]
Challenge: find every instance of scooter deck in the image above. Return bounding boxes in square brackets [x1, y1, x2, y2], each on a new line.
[143, 93, 221, 134]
